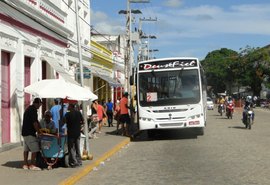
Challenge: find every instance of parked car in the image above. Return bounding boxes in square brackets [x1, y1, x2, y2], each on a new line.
[207, 97, 214, 110]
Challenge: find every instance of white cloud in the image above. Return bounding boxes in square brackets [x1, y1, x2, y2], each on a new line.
[91, 10, 125, 35]
[163, 0, 183, 8]
[151, 3, 270, 38]
[91, 11, 108, 21]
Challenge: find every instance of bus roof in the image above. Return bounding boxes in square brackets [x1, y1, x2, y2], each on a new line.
[138, 57, 199, 63]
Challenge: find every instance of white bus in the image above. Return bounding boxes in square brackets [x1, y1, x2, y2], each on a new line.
[136, 57, 207, 137]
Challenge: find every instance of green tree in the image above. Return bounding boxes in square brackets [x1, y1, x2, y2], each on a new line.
[239, 45, 270, 96]
[201, 48, 238, 95]
[202, 45, 270, 97]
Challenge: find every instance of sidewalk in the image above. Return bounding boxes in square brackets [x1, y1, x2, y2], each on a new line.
[0, 125, 132, 185]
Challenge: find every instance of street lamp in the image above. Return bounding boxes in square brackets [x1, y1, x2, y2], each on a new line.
[118, 9, 142, 14]
[149, 49, 159, 52]
[118, 8, 142, 92]
[141, 35, 156, 39]
[140, 35, 157, 60]
[148, 49, 159, 59]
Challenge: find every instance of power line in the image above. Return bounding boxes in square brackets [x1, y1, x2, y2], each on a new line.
[91, 26, 128, 52]
[62, 0, 128, 52]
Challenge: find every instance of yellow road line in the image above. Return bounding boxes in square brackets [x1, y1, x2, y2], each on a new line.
[59, 138, 130, 185]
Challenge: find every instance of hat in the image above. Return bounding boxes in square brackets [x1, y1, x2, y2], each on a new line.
[33, 98, 42, 104]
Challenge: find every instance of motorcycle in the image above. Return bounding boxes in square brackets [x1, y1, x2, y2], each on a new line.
[218, 104, 225, 116]
[243, 105, 254, 129]
[226, 103, 234, 119]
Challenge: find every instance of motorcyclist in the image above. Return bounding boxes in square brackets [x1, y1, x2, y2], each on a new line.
[225, 96, 234, 114]
[218, 96, 225, 104]
[218, 96, 225, 113]
[242, 96, 255, 123]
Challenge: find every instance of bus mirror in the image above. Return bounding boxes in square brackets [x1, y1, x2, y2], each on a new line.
[130, 75, 134, 85]
[130, 74, 136, 85]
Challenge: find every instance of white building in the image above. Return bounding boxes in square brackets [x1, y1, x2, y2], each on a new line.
[0, 0, 93, 150]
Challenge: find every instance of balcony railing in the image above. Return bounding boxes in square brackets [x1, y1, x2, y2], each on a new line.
[7, 0, 72, 37]
[22, 0, 67, 24]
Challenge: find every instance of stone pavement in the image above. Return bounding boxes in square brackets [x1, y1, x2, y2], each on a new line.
[0, 125, 132, 185]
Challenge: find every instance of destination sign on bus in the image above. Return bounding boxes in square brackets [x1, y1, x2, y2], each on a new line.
[139, 60, 197, 71]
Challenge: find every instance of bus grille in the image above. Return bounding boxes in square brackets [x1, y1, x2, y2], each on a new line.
[159, 122, 184, 127]
[156, 117, 185, 120]
[153, 109, 188, 113]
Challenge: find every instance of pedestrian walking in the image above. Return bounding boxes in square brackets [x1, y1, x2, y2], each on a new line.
[92, 99, 107, 134]
[64, 103, 84, 168]
[106, 98, 114, 127]
[89, 100, 98, 138]
[21, 97, 42, 170]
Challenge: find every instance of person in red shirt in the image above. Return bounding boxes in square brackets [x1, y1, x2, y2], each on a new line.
[119, 92, 130, 136]
[92, 99, 107, 134]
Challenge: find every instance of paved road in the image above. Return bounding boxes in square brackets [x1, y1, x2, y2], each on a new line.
[77, 108, 270, 185]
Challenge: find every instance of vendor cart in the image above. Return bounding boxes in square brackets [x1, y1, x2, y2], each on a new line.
[38, 133, 69, 169]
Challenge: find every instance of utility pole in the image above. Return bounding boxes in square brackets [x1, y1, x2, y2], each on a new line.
[75, 0, 90, 154]
[120, 0, 148, 92]
[138, 17, 157, 61]
[125, 0, 150, 136]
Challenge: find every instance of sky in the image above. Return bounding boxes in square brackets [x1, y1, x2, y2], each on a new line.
[90, 0, 270, 60]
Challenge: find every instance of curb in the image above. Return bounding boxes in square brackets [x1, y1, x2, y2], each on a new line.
[59, 137, 130, 185]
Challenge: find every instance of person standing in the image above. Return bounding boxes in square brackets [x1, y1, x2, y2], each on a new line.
[114, 100, 121, 134]
[106, 98, 114, 127]
[21, 98, 42, 170]
[50, 99, 61, 131]
[120, 92, 130, 136]
[64, 103, 84, 168]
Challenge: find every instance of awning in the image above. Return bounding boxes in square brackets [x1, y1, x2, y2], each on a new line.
[91, 69, 122, 87]
[82, 63, 122, 87]
[41, 56, 79, 85]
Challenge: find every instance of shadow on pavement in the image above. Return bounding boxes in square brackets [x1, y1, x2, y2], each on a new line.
[228, 126, 247, 129]
[216, 117, 231, 120]
[2, 160, 23, 169]
[132, 129, 198, 142]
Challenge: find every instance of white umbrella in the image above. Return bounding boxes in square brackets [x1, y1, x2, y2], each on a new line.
[24, 79, 98, 101]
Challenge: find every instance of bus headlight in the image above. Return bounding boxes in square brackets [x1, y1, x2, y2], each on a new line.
[139, 117, 153, 122]
[187, 114, 201, 125]
[188, 114, 201, 120]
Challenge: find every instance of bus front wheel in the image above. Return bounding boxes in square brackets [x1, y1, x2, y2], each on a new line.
[147, 130, 156, 138]
[196, 127, 204, 136]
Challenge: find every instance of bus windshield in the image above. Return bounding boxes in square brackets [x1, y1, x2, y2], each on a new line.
[138, 69, 200, 106]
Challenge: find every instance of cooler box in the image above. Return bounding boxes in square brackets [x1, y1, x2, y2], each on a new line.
[40, 134, 66, 158]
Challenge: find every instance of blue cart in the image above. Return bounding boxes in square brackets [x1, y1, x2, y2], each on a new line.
[39, 134, 69, 168]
